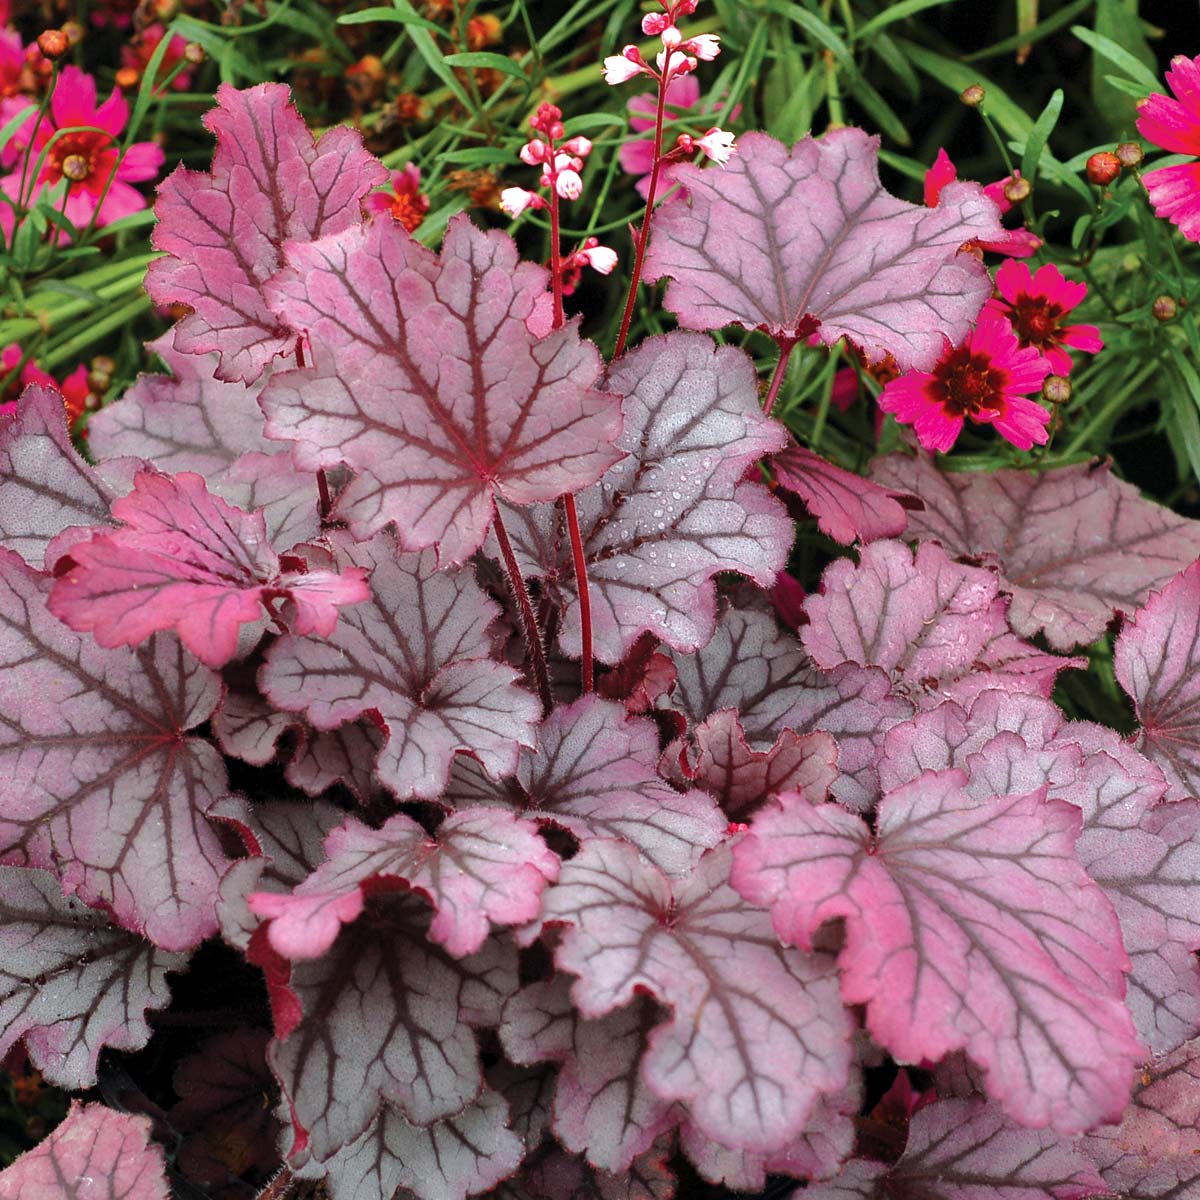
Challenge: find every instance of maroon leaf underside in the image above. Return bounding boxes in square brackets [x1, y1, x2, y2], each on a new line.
[0, 866, 186, 1089]
[0, 1101, 170, 1200]
[260, 213, 622, 565]
[0, 384, 117, 568]
[539, 840, 853, 1154]
[443, 694, 724, 877]
[1115, 561, 1200, 801]
[146, 81, 387, 384]
[499, 331, 791, 664]
[643, 128, 1002, 371]
[269, 893, 517, 1164]
[261, 531, 539, 801]
[871, 454, 1200, 651]
[0, 548, 230, 950]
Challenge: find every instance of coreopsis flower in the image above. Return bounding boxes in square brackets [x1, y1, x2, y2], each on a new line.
[986, 260, 1103, 375]
[120, 24, 194, 93]
[0, 344, 87, 424]
[878, 310, 1051, 453]
[0, 65, 164, 236]
[925, 148, 1041, 257]
[1136, 54, 1200, 241]
[364, 164, 430, 233]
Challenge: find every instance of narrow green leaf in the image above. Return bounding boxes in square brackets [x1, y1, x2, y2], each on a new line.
[336, 4, 438, 30]
[443, 52, 528, 82]
[1072, 24, 1161, 93]
[765, 1, 852, 62]
[436, 146, 517, 167]
[1021, 88, 1063, 184]
[964, 0, 1091, 61]
[858, 0, 961, 39]
[408, 26, 473, 109]
[561, 113, 625, 136]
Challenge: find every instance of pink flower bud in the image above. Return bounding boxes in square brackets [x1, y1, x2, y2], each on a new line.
[641, 12, 670, 35]
[696, 126, 736, 165]
[561, 136, 593, 158]
[555, 169, 583, 200]
[602, 49, 645, 85]
[660, 24, 682, 48]
[499, 187, 546, 217]
[657, 48, 696, 76]
[519, 139, 548, 165]
[684, 33, 720, 60]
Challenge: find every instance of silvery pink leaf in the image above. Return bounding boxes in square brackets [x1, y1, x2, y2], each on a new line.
[443, 695, 724, 877]
[293, 1087, 524, 1200]
[211, 687, 297, 767]
[773, 442, 907, 545]
[260, 213, 621, 564]
[802, 540, 1080, 710]
[286, 720, 386, 800]
[488, 1059, 556, 1151]
[1115, 562, 1200, 800]
[49, 471, 368, 668]
[1080, 1037, 1200, 1199]
[251, 807, 558, 960]
[805, 1098, 1106, 1200]
[270, 893, 517, 1162]
[214, 797, 343, 953]
[732, 769, 1143, 1131]
[146, 82, 386, 383]
[499, 332, 790, 663]
[0, 866, 184, 1089]
[500, 975, 674, 1173]
[666, 607, 912, 812]
[678, 1079, 860, 1188]
[666, 710, 838, 820]
[0, 549, 228, 950]
[539, 839, 852, 1153]
[261, 532, 538, 801]
[0, 384, 116, 567]
[643, 129, 1000, 370]
[0, 1101, 170, 1200]
[212, 451, 320, 550]
[871, 455, 1200, 651]
[170, 1027, 280, 1185]
[496, 1142, 674, 1200]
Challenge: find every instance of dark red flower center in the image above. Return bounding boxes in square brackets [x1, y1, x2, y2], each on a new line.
[931, 345, 1006, 418]
[1009, 294, 1065, 350]
[42, 130, 118, 194]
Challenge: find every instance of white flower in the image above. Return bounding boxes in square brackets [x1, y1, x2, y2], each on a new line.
[499, 187, 544, 217]
[555, 169, 583, 200]
[685, 33, 721, 61]
[696, 126, 737, 166]
[602, 49, 645, 85]
[583, 245, 619, 274]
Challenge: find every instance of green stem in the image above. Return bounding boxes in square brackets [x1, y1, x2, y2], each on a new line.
[1060, 360, 1157, 457]
[39, 293, 150, 372]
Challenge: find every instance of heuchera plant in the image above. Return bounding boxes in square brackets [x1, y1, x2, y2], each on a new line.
[5, 6, 1200, 1200]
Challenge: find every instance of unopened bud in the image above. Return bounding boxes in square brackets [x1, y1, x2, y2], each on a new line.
[960, 84, 985, 107]
[61, 20, 83, 46]
[1114, 141, 1144, 168]
[1153, 295, 1178, 322]
[36, 29, 69, 60]
[114, 66, 141, 89]
[1003, 176, 1031, 205]
[1086, 151, 1121, 186]
[183, 42, 205, 65]
[1042, 375, 1071, 405]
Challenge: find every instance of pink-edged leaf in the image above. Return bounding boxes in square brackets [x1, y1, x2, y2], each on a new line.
[214, 797, 344, 953]
[50, 470, 367, 669]
[802, 540, 1081, 710]
[1115, 562, 1200, 800]
[871, 455, 1200, 651]
[261, 532, 538, 801]
[0, 866, 185, 1089]
[732, 769, 1143, 1131]
[497, 1141, 675, 1200]
[501, 975, 675, 1173]
[539, 839, 852, 1153]
[260, 212, 621, 564]
[211, 687, 297, 767]
[0, 384, 117, 567]
[678, 1079, 860, 1188]
[806, 1098, 1106, 1200]
[292, 1086, 525, 1200]
[643, 129, 1000, 370]
[667, 710, 839, 820]
[773, 442, 908, 545]
[270, 892, 517, 1161]
[666, 607, 912, 812]
[146, 82, 387, 383]
[252, 807, 558, 960]
[0, 1101, 170, 1200]
[1080, 1037, 1200, 1199]
[500, 331, 790, 663]
[288, 721, 386, 800]
[170, 1027, 281, 1185]
[0, 549, 229, 949]
[443, 695, 724, 877]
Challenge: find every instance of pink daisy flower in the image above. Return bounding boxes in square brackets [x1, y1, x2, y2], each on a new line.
[1, 65, 164, 238]
[1136, 54, 1200, 242]
[925, 148, 1041, 257]
[878, 310, 1051, 453]
[986, 260, 1102, 375]
[364, 163, 429, 233]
